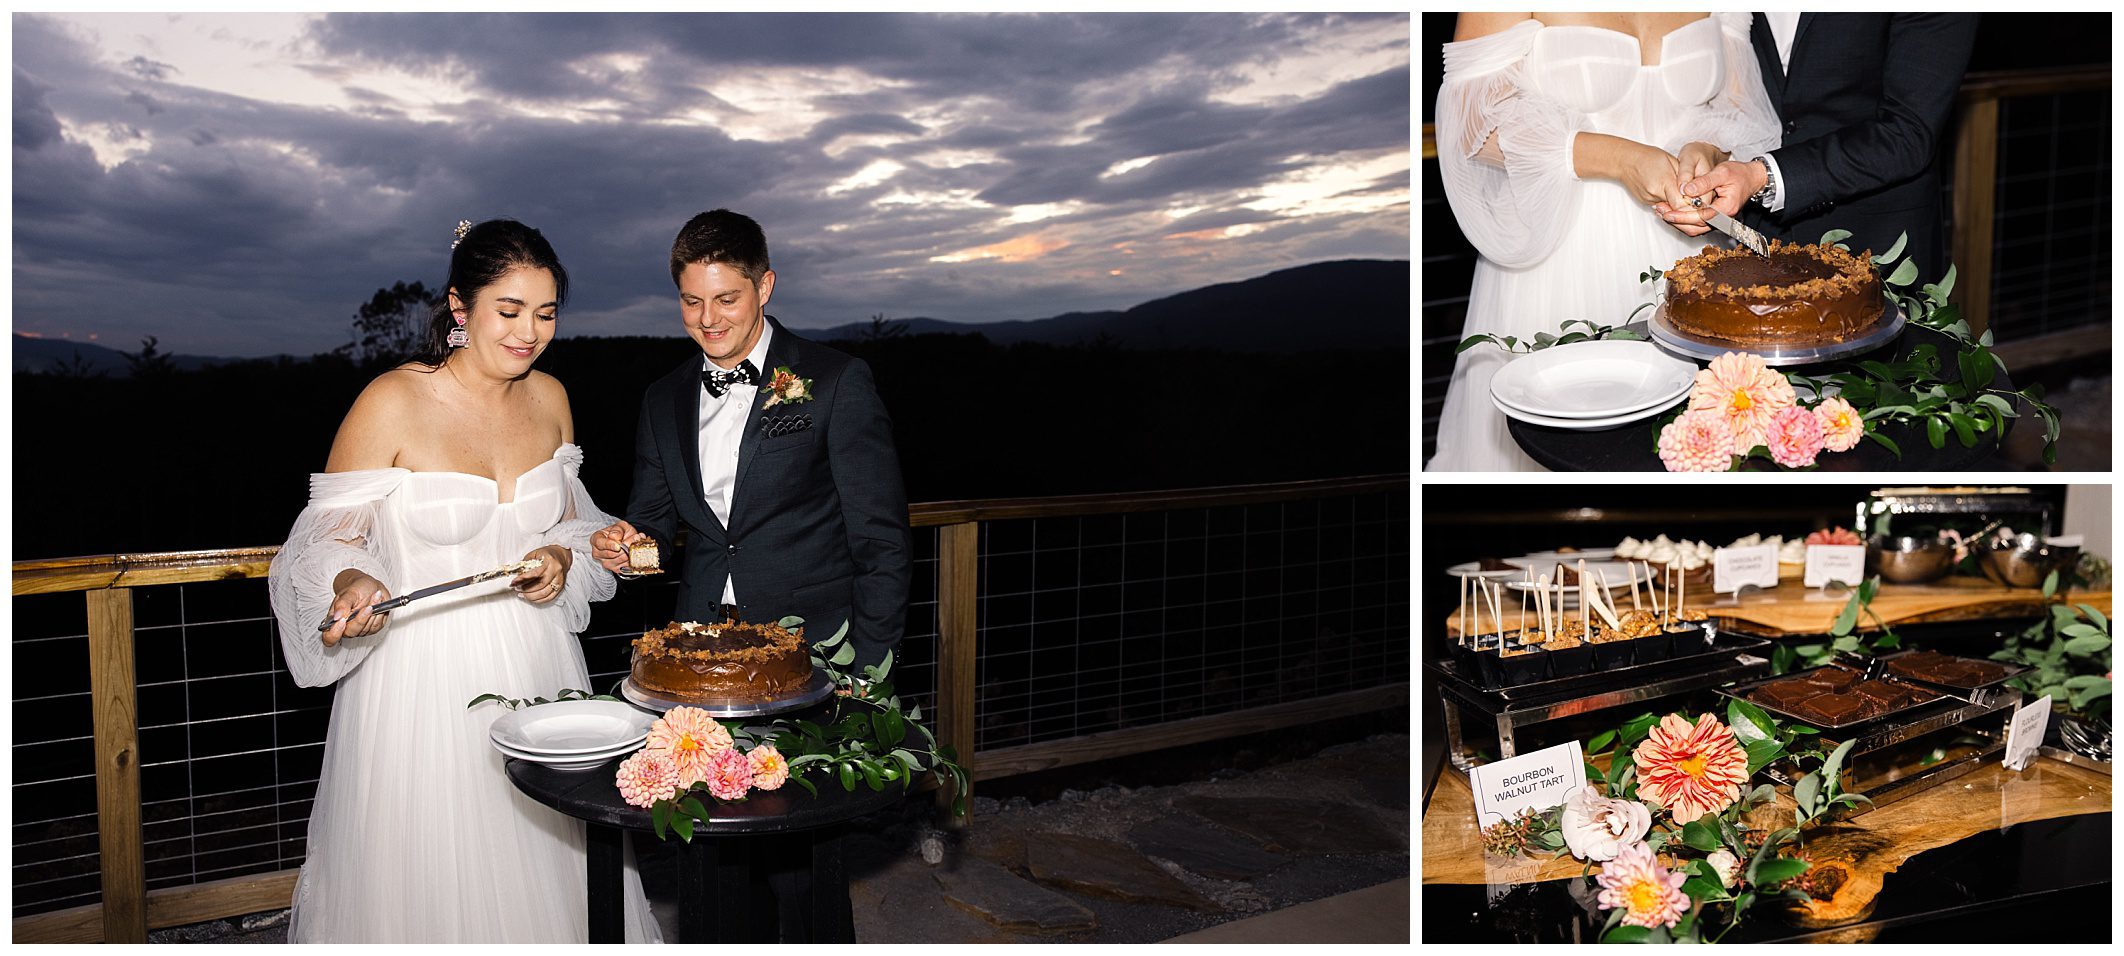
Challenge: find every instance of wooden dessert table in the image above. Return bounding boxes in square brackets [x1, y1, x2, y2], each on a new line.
[1420, 754, 2112, 942]
[1445, 576, 2111, 640]
[506, 755, 904, 943]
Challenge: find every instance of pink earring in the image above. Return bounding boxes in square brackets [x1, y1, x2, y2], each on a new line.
[447, 310, 469, 349]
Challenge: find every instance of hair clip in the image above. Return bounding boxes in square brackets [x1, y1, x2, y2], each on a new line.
[451, 219, 473, 250]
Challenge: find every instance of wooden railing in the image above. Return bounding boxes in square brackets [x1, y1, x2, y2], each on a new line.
[11, 474, 1410, 943]
[1421, 63, 2113, 348]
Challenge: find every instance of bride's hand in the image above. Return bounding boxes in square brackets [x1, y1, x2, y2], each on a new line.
[1676, 141, 1729, 182]
[513, 545, 572, 605]
[1617, 143, 1688, 208]
[324, 571, 391, 647]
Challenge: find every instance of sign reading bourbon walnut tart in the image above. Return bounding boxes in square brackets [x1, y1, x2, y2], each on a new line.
[1468, 741, 1587, 828]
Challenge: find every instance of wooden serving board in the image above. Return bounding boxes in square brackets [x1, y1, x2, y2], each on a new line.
[1420, 754, 2110, 889]
[1445, 576, 2111, 640]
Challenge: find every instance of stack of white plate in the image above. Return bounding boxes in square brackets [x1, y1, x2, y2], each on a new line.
[1489, 340, 1697, 429]
[488, 699, 659, 771]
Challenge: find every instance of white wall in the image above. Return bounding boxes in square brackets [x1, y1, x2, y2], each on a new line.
[2064, 485, 2111, 561]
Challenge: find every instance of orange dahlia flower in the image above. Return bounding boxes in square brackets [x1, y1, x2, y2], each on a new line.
[1686, 352, 1795, 455]
[1631, 713, 1749, 824]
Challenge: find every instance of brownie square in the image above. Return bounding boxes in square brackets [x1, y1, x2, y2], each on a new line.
[1751, 679, 1819, 711]
[1804, 667, 1859, 691]
[1791, 694, 1867, 724]
[1852, 680, 1914, 708]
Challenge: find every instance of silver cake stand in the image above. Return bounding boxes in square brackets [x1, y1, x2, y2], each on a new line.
[1648, 296, 1907, 367]
[620, 669, 838, 718]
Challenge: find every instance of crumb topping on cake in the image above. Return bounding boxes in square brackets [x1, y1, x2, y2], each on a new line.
[1666, 239, 1877, 303]
[634, 620, 805, 665]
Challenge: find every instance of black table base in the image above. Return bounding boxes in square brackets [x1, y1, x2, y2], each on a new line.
[509, 755, 905, 943]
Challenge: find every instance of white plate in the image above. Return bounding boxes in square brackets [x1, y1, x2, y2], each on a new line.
[493, 738, 640, 771]
[488, 700, 657, 755]
[1447, 560, 1527, 581]
[1490, 340, 1698, 419]
[1489, 390, 1686, 430]
[1516, 548, 1618, 564]
[1503, 560, 1641, 594]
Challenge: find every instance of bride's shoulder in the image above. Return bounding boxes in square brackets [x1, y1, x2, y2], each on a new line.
[328, 369, 429, 471]
[1453, 12, 1533, 42]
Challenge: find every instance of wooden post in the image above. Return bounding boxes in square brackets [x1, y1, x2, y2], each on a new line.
[1952, 95, 1999, 338]
[86, 588, 146, 943]
[934, 522, 980, 820]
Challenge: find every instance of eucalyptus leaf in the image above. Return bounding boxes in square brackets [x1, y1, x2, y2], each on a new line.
[1589, 729, 1618, 754]
[2063, 633, 2111, 655]
[1871, 232, 1909, 264]
[2043, 569, 2060, 598]
[2074, 604, 2109, 632]
[1794, 773, 1821, 818]
[1818, 228, 1853, 246]
[1726, 698, 1775, 746]
[830, 641, 858, 666]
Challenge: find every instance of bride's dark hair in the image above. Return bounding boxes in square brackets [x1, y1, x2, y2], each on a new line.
[407, 219, 570, 367]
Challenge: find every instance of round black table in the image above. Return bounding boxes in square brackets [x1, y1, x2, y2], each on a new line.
[1508, 324, 2019, 472]
[506, 753, 906, 943]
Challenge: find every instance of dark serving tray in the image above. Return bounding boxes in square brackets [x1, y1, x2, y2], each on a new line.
[1715, 664, 1955, 731]
[1872, 649, 2028, 693]
[1430, 628, 1771, 700]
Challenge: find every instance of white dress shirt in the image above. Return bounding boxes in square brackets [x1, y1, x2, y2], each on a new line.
[1755, 12, 1801, 212]
[698, 322, 774, 606]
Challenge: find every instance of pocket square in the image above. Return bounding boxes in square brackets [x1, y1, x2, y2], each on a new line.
[761, 414, 813, 438]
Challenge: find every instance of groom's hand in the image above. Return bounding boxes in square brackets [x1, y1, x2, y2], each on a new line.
[592, 520, 641, 574]
[1659, 159, 1764, 236]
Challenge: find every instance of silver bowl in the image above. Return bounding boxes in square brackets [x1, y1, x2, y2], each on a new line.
[1980, 533, 2081, 588]
[1868, 535, 1954, 584]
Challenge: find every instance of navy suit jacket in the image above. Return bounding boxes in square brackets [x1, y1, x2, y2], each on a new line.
[623, 317, 911, 668]
[1746, 13, 1977, 286]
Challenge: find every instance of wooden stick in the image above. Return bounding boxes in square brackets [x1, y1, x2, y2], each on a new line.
[1459, 572, 1468, 642]
[1519, 573, 1528, 637]
[1536, 574, 1551, 643]
[1628, 562, 1641, 611]
[1577, 559, 1588, 632]
[1591, 570, 1622, 630]
[1486, 581, 1505, 640]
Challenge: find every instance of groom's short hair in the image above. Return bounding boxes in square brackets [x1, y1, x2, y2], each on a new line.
[671, 209, 771, 287]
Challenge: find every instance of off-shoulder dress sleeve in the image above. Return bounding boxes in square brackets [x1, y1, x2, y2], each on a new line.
[532, 443, 619, 635]
[268, 468, 407, 688]
[1434, 20, 1591, 269]
[1661, 13, 1782, 161]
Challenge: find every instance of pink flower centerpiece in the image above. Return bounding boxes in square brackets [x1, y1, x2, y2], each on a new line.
[704, 747, 756, 801]
[1632, 713, 1749, 824]
[615, 749, 680, 809]
[1766, 405, 1827, 468]
[1595, 841, 1691, 929]
[647, 706, 734, 787]
[1657, 409, 1737, 473]
[1686, 352, 1795, 454]
[1813, 397, 1865, 452]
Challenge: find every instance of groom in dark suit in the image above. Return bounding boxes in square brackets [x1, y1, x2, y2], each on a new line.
[593, 209, 910, 671]
[1665, 13, 1978, 286]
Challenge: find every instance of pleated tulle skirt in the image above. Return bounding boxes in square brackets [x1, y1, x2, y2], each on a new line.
[287, 589, 660, 943]
[1427, 179, 1712, 472]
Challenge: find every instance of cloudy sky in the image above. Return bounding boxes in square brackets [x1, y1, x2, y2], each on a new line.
[13, 12, 1410, 357]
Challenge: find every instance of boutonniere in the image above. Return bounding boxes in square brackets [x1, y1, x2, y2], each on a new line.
[761, 365, 814, 409]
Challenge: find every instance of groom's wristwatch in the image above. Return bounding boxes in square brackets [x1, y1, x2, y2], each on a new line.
[1749, 156, 1776, 207]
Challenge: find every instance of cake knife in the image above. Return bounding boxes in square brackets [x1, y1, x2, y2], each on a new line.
[1687, 197, 1771, 257]
[316, 557, 544, 632]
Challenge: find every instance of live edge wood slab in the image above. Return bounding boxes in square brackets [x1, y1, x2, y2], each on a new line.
[1421, 755, 2110, 927]
[1445, 577, 2112, 640]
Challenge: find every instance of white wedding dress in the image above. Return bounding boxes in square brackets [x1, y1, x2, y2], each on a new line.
[1428, 14, 1781, 471]
[268, 444, 661, 943]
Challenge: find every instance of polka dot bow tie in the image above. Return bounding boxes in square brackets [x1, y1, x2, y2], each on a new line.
[702, 359, 760, 398]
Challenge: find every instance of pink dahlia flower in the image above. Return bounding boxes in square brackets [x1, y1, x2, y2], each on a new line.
[648, 706, 734, 787]
[615, 748, 680, 809]
[1595, 841, 1691, 929]
[704, 746, 756, 801]
[1632, 713, 1749, 824]
[1687, 352, 1795, 454]
[1812, 397, 1865, 453]
[1657, 409, 1737, 473]
[747, 744, 791, 791]
[1766, 405, 1827, 468]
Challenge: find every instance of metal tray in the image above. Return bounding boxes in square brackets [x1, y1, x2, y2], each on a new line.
[1716, 663, 1952, 731]
[1871, 649, 2028, 692]
[620, 670, 837, 717]
[1648, 297, 1905, 366]
[1430, 628, 1772, 701]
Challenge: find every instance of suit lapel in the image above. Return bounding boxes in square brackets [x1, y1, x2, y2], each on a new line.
[672, 360, 725, 540]
[1750, 13, 1786, 97]
[1784, 13, 1814, 91]
[729, 317, 797, 534]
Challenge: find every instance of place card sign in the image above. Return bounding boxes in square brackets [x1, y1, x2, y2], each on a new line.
[2002, 694, 2052, 772]
[1468, 740, 1586, 827]
[1713, 544, 1779, 595]
[1803, 544, 1867, 589]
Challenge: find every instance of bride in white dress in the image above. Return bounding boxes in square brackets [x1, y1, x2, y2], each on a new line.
[1427, 13, 1781, 471]
[269, 220, 660, 942]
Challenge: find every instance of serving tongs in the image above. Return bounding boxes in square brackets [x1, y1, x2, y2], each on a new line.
[316, 557, 544, 632]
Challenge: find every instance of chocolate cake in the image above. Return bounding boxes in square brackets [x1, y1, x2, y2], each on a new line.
[630, 619, 814, 702]
[1665, 240, 1885, 348]
[1883, 651, 2010, 689]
